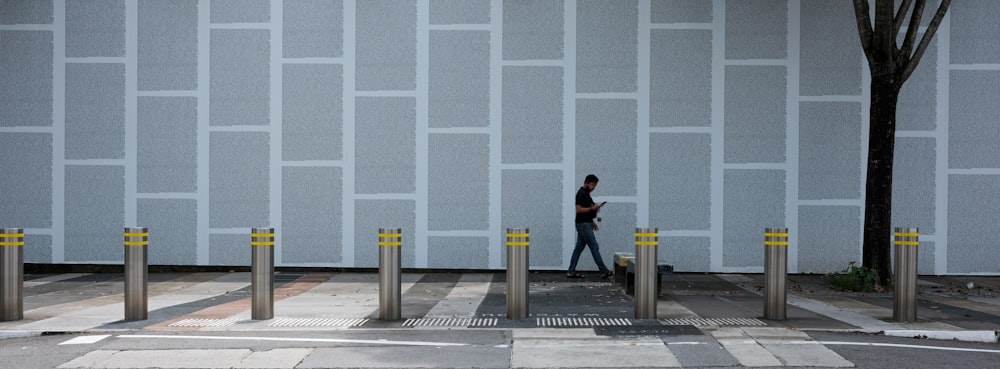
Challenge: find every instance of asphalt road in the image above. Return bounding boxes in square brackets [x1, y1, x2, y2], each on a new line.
[4, 328, 1000, 368]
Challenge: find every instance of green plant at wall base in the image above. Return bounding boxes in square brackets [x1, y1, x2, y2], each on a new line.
[822, 262, 885, 292]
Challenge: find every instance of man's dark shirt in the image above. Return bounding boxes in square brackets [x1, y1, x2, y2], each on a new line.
[575, 186, 596, 224]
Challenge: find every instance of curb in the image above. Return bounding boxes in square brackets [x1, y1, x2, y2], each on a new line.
[0, 331, 42, 340]
[883, 329, 1000, 344]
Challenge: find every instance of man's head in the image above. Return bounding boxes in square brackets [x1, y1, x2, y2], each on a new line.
[584, 174, 599, 191]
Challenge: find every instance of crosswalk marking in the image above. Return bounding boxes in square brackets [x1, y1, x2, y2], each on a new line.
[661, 317, 766, 326]
[269, 318, 368, 327]
[59, 335, 111, 345]
[168, 318, 240, 327]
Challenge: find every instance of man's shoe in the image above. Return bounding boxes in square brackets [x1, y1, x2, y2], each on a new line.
[601, 271, 613, 279]
[566, 273, 585, 278]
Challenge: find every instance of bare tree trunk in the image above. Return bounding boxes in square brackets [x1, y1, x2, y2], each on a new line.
[862, 70, 900, 286]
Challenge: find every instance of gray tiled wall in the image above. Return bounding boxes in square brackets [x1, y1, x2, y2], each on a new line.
[66, 0, 125, 58]
[0, 31, 52, 126]
[650, 133, 710, 230]
[283, 0, 342, 58]
[799, 102, 861, 200]
[282, 167, 343, 264]
[0, 133, 52, 228]
[430, 0, 490, 25]
[3, 1, 999, 274]
[139, 199, 198, 265]
[65, 63, 125, 159]
[211, 0, 270, 23]
[356, 0, 416, 91]
[64, 165, 124, 262]
[429, 31, 490, 128]
[502, 66, 563, 164]
[726, 0, 786, 60]
[354, 97, 416, 194]
[282, 64, 343, 161]
[576, 0, 637, 93]
[950, 0, 1000, 64]
[949, 71, 1000, 169]
[210, 29, 270, 126]
[502, 0, 562, 60]
[799, 0, 860, 96]
[798, 206, 860, 273]
[428, 134, 489, 230]
[138, 97, 198, 193]
[652, 0, 712, 23]
[138, 0, 197, 91]
[948, 175, 1000, 273]
[576, 99, 637, 196]
[501, 170, 563, 268]
[650, 29, 712, 127]
[209, 132, 269, 228]
[724, 170, 785, 268]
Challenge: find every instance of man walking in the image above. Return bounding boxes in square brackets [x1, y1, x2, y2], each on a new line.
[567, 174, 612, 278]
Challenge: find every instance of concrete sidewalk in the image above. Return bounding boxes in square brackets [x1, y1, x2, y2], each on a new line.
[2, 271, 999, 343]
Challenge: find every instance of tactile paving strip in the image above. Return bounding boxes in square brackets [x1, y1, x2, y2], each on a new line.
[536, 317, 633, 327]
[268, 318, 369, 327]
[402, 318, 498, 327]
[168, 318, 241, 327]
[660, 317, 767, 326]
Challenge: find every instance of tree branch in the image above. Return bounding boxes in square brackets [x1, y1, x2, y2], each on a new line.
[900, 0, 950, 82]
[853, 0, 876, 66]
[893, 0, 914, 36]
[899, 0, 926, 61]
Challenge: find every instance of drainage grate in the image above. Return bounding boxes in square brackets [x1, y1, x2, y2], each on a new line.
[269, 318, 368, 327]
[536, 317, 633, 327]
[402, 318, 498, 327]
[660, 318, 766, 326]
[168, 318, 240, 327]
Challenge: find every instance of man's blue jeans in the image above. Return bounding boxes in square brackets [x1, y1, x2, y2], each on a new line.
[569, 222, 610, 274]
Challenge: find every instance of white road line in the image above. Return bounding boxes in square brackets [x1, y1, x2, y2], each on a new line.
[819, 341, 1000, 354]
[118, 334, 468, 347]
[59, 335, 111, 345]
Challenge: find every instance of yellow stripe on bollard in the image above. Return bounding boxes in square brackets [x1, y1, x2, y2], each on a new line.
[0, 232, 23, 246]
[764, 241, 789, 246]
[894, 230, 919, 246]
[251, 241, 275, 246]
[124, 228, 149, 246]
[378, 233, 402, 238]
[251, 233, 275, 238]
[378, 241, 402, 246]
[635, 230, 658, 246]
[506, 233, 529, 238]
[506, 241, 529, 246]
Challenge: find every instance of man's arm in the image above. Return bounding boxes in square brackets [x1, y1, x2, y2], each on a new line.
[576, 203, 602, 213]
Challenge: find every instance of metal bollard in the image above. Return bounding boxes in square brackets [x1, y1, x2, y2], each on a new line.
[506, 228, 529, 320]
[124, 227, 148, 321]
[764, 228, 788, 321]
[378, 228, 401, 320]
[893, 228, 919, 322]
[251, 227, 274, 320]
[1, 228, 24, 321]
[634, 228, 658, 319]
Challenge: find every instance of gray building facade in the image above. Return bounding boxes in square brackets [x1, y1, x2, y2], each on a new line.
[1, 0, 998, 274]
